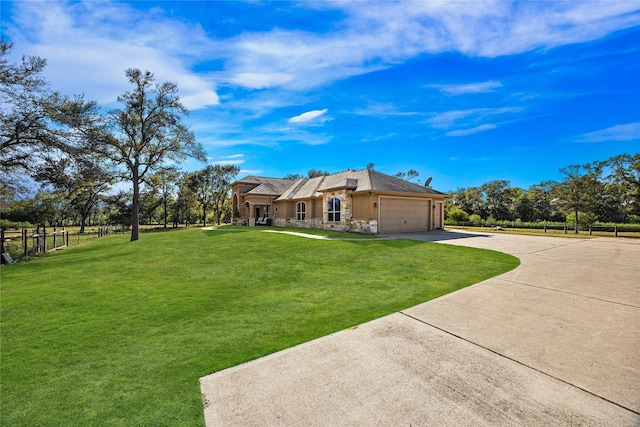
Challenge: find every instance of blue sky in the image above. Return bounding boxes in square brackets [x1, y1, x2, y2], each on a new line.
[3, 1, 639, 191]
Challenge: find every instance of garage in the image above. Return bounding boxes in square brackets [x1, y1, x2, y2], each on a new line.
[379, 197, 430, 233]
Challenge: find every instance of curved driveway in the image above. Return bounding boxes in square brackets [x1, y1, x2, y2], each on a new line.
[201, 230, 640, 426]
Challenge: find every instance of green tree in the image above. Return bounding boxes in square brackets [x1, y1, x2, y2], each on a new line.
[174, 176, 198, 227]
[0, 41, 57, 194]
[554, 163, 602, 233]
[603, 153, 640, 218]
[395, 169, 419, 181]
[307, 169, 329, 178]
[186, 165, 217, 226]
[93, 68, 206, 240]
[481, 180, 512, 221]
[528, 181, 557, 222]
[154, 167, 180, 228]
[210, 164, 240, 225]
[33, 154, 112, 232]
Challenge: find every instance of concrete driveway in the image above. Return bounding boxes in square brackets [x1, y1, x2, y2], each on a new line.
[200, 230, 640, 426]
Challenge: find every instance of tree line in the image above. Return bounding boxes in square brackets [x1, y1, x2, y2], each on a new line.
[446, 154, 640, 232]
[1, 41, 238, 240]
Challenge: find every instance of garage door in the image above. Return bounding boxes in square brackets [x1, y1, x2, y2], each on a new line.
[379, 197, 430, 233]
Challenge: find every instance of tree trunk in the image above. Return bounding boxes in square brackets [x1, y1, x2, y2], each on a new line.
[131, 178, 140, 241]
[163, 195, 167, 229]
[574, 206, 579, 234]
[80, 214, 87, 233]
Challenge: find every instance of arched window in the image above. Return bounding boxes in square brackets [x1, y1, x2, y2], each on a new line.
[327, 198, 340, 222]
[297, 202, 306, 220]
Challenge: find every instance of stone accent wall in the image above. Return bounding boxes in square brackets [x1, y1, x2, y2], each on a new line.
[321, 190, 353, 232]
[274, 218, 323, 229]
[349, 218, 378, 234]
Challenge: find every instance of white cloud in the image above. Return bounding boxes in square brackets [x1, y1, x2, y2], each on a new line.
[6, 0, 640, 114]
[447, 124, 497, 137]
[288, 109, 329, 124]
[350, 102, 421, 117]
[428, 107, 520, 129]
[210, 154, 246, 166]
[6, 1, 219, 110]
[426, 81, 503, 96]
[575, 122, 640, 143]
[218, 1, 640, 90]
[230, 72, 294, 89]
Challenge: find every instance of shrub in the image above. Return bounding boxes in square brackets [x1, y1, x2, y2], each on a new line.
[469, 214, 482, 226]
[448, 208, 469, 224]
[0, 220, 34, 231]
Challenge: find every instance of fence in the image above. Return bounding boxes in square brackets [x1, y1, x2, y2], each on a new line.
[445, 221, 640, 238]
[1, 226, 127, 263]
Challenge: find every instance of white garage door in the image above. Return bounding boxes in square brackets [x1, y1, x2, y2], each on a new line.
[379, 197, 430, 233]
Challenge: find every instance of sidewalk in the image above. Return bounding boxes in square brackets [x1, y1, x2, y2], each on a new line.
[200, 231, 640, 426]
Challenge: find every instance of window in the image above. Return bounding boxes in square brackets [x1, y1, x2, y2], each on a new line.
[297, 202, 306, 220]
[327, 198, 340, 222]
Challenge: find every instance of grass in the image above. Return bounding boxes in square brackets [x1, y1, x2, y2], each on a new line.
[1, 227, 519, 426]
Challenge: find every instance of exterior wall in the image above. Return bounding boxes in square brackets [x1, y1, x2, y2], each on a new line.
[233, 179, 446, 234]
[231, 183, 277, 226]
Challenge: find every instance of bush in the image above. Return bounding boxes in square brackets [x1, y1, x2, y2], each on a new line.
[448, 208, 469, 224]
[0, 219, 34, 231]
[469, 214, 482, 226]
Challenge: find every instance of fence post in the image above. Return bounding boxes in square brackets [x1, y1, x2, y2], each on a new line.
[1, 229, 4, 257]
[615, 225, 618, 238]
[564, 225, 567, 234]
[544, 224, 547, 233]
[65, 230, 69, 247]
[53, 226, 57, 250]
[589, 226, 592, 236]
[23, 228, 27, 257]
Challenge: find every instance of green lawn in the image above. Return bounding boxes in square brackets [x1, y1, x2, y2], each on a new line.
[1, 227, 518, 426]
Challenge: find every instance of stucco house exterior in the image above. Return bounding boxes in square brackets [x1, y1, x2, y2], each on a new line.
[231, 169, 447, 234]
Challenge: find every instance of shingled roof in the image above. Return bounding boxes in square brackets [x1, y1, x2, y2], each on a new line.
[235, 176, 297, 196]
[274, 169, 445, 201]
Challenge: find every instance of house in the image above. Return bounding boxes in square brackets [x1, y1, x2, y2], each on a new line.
[230, 169, 447, 234]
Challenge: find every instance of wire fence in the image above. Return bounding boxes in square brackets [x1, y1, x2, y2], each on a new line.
[446, 221, 640, 238]
[1, 226, 127, 264]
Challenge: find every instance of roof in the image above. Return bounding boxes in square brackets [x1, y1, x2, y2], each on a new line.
[234, 176, 297, 196]
[273, 169, 446, 201]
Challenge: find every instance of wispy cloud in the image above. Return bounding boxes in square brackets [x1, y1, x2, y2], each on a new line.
[288, 109, 329, 124]
[447, 124, 497, 137]
[6, 1, 640, 110]
[426, 81, 503, 95]
[6, 1, 219, 109]
[210, 154, 246, 166]
[428, 107, 520, 129]
[349, 102, 421, 117]
[574, 122, 640, 143]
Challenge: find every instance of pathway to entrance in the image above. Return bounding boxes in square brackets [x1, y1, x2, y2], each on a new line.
[200, 230, 640, 426]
